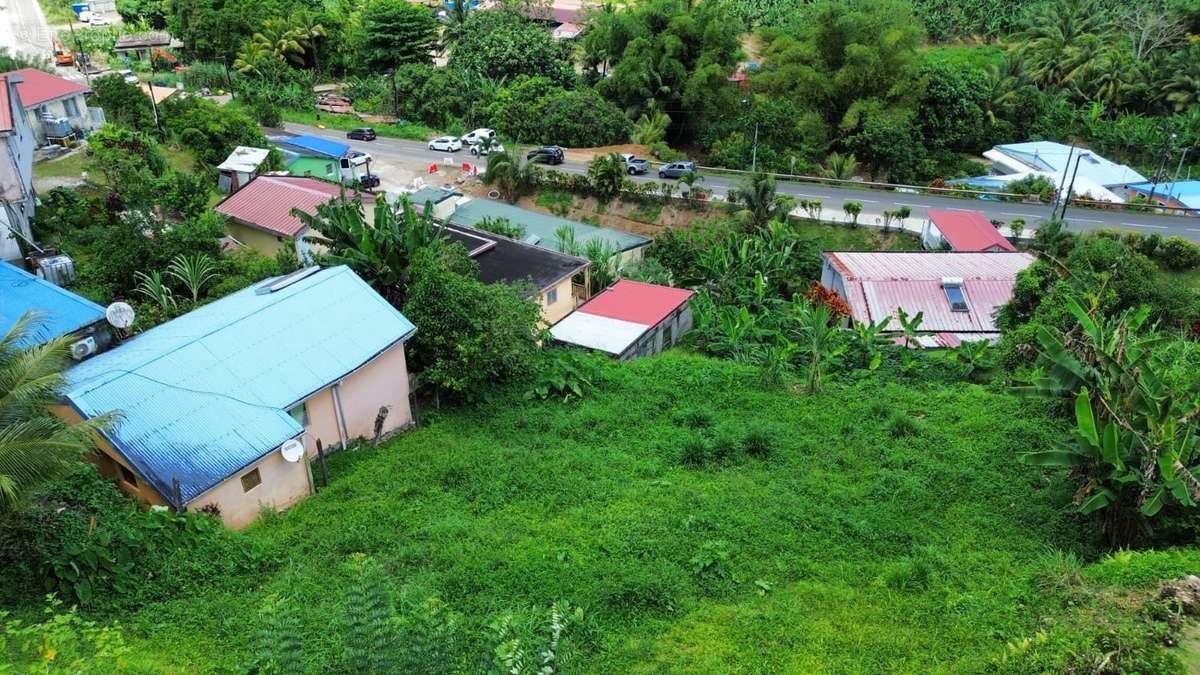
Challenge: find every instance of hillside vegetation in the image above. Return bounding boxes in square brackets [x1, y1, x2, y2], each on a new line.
[76, 353, 1193, 672]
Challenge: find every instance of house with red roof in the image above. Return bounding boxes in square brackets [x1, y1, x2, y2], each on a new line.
[214, 175, 373, 261]
[549, 279, 695, 359]
[0, 72, 37, 261]
[921, 209, 1016, 252]
[0, 68, 99, 147]
[820, 251, 1035, 348]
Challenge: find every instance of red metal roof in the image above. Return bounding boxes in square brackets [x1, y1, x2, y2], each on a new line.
[927, 209, 1016, 252]
[2, 68, 90, 108]
[214, 176, 371, 238]
[0, 76, 12, 132]
[824, 251, 1034, 334]
[577, 279, 694, 327]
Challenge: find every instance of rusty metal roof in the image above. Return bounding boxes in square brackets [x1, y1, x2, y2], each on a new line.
[214, 175, 368, 238]
[927, 210, 1016, 252]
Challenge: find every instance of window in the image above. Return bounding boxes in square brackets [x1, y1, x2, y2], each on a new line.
[325, 163, 335, 176]
[288, 403, 308, 427]
[663, 325, 673, 345]
[943, 284, 969, 312]
[240, 468, 262, 492]
[118, 464, 138, 487]
[63, 97, 79, 117]
[339, 158, 350, 169]
[546, 288, 559, 305]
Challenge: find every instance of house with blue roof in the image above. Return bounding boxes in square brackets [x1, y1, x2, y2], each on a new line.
[59, 266, 417, 528]
[962, 141, 1148, 203]
[1123, 180, 1200, 215]
[444, 197, 651, 267]
[271, 133, 373, 186]
[1, 261, 110, 354]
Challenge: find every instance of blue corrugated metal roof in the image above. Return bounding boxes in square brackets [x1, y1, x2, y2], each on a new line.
[1127, 180, 1200, 210]
[992, 142, 1146, 186]
[276, 134, 349, 159]
[0, 261, 106, 345]
[449, 199, 650, 253]
[63, 266, 416, 506]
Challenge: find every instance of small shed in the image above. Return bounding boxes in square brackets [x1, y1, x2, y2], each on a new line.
[0, 260, 110, 355]
[921, 209, 1016, 252]
[113, 32, 180, 60]
[217, 146, 271, 193]
[408, 185, 462, 220]
[550, 279, 695, 359]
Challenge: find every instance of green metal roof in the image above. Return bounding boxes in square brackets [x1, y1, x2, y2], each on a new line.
[408, 186, 461, 206]
[448, 199, 650, 253]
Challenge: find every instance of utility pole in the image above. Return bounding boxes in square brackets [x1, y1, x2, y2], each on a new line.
[1147, 133, 1177, 204]
[1059, 153, 1083, 221]
[148, 84, 162, 135]
[1054, 142, 1075, 211]
[389, 69, 399, 120]
[751, 122, 759, 174]
[66, 15, 89, 86]
[222, 56, 235, 100]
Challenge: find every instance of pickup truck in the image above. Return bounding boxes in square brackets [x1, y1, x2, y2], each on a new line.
[622, 154, 649, 175]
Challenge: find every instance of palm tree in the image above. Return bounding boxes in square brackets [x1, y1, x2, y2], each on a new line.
[792, 302, 840, 393]
[0, 313, 112, 511]
[233, 41, 273, 77]
[440, 0, 471, 54]
[631, 110, 670, 146]
[255, 19, 307, 67]
[482, 148, 537, 203]
[1166, 47, 1200, 112]
[728, 172, 796, 231]
[822, 152, 858, 180]
[290, 12, 327, 73]
[981, 57, 1027, 124]
[841, 200, 862, 227]
[1016, 0, 1111, 89]
[587, 153, 627, 200]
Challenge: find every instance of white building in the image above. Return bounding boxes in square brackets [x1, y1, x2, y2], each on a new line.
[0, 72, 36, 261]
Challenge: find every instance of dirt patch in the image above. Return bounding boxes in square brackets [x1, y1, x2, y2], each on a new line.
[561, 143, 652, 164]
[512, 192, 719, 238]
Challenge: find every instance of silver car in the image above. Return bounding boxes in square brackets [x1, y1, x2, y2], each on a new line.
[428, 136, 463, 152]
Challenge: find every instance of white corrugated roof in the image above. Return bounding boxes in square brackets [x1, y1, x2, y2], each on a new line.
[550, 312, 648, 355]
[218, 146, 270, 173]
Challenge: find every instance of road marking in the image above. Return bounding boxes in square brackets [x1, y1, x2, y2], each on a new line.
[1001, 212, 1041, 218]
[1188, 228, 1200, 233]
[1069, 218, 1104, 223]
[1124, 223, 1169, 230]
[855, 198, 879, 204]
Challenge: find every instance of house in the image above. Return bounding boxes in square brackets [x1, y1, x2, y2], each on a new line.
[1122, 180, 1200, 216]
[820, 251, 1036, 347]
[0, 260, 110, 354]
[446, 198, 651, 267]
[441, 224, 590, 324]
[58, 266, 417, 529]
[921, 210, 1016, 252]
[408, 185, 462, 220]
[217, 146, 271, 193]
[958, 141, 1147, 204]
[0, 68, 102, 147]
[214, 175, 372, 260]
[550, 279, 694, 359]
[0, 73, 36, 261]
[112, 32, 181, 61]
[272, 133, 372, 185]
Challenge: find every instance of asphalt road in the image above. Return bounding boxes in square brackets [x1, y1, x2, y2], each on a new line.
[1, 0, 54, 59]
[285, 122, 1200, 241]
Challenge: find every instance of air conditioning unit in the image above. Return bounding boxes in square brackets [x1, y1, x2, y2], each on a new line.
[70, 336, 97, 361]
[37, 254, 76, 286]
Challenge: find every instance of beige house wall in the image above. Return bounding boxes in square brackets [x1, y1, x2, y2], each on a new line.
[188, 449, 312, 529]
[52, 405, 167, 507]
[540, 276, 577, 325]
[227, 221, 288, 258]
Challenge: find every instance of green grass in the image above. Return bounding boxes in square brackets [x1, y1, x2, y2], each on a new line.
[791, 217, 922, 251]
[919, 44, 1007, 71]
[279, 109, 436, 142]
[31, 152, 88, 181]
[535, 190, 575, 217]
[92, 352, 1191, 672]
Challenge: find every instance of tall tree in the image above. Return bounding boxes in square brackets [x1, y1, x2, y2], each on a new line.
[360, 0, 438, 70]
[0, 313, 111, 511]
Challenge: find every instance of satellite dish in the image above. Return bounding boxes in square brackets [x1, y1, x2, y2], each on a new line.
[106, 302, 135, 329]
[280, 439, 304, 463]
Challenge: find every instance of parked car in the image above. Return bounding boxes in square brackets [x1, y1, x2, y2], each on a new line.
[622, 154, 650, 175]
[526, 145, 565, 165]
[658, 161, 696, 179]
[358, 174, 381, 189]
[428, 136, 463, 152]
[469, 140, 504, 157]
[88, 14, 112, 25]
[460, 128, 495, 146]
[347, 127, 377, 141]
[116, 69, 138, 84]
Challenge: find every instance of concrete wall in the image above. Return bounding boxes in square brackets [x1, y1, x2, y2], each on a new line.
[188, 448, 312, 529]
[288, 156, 338, 180]
[616, 245, 645, 270]
[299, 339, 413, 457]
[226, 221, 289, 258]
[618, 303, 694, 360]
[540, 277, 577, 325]
[1, 77, 36, 261]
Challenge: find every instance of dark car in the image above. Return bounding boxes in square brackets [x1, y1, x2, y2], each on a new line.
[526, 145, 565, 165]
[658, 161, 696, 179]
[358, 174, 381, 189]
[347, 127, 377, 141]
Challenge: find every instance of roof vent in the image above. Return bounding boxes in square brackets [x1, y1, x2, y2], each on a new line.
[256, 266, 322, 295]
[523, 234, 542, 246]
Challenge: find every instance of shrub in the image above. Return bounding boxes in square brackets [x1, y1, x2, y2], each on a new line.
[182, 61, 233, 91]
[885, 413, 922, 438]
[741, 427, 778, 459]
[708, 431, 740, 464]
[1157, 236, 1200, 271]
[881, 556, 932, 592]
[678, 436, 711, 467]
[675, 407, 715, 429]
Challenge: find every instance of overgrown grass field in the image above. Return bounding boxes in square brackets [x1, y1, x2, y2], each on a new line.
[109, 353, 1194, 671]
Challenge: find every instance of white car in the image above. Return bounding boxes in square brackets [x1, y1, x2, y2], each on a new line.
[428, 136, 463, 152]
[89, 14, 112, 25]
[117, 69, 138, 84]
[460, 128, 495, 146]
[469, 140, 504, 156]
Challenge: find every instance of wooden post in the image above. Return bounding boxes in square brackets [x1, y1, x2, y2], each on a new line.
[316, 439, 330, 488]
[171, 477, 184, 512]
